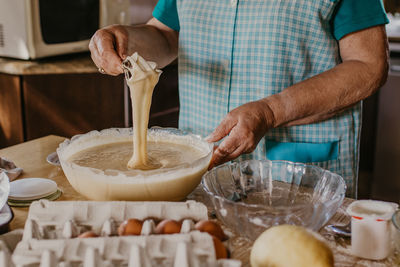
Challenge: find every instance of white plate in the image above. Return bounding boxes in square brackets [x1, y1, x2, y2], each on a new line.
[9, 178, 58, 201]
[8, 189, 62, 207]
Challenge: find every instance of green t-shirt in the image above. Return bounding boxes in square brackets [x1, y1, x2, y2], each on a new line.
[153, 0, 388, 40]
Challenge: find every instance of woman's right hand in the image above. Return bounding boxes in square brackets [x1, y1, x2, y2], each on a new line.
[89, 25, 129, 76]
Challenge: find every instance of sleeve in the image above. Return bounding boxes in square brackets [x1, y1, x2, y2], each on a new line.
[331, 0, 389, 40]
[152, 0, 180, 31]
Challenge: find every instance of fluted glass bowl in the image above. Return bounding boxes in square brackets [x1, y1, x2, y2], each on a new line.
[202, 160, 346, 240]
[57, 127, 213, 201]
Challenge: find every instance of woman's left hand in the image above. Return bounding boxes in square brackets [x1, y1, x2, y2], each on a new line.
[206, 99, 275, 169]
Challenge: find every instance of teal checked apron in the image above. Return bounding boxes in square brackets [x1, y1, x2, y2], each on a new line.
[176, 0, 361, 197]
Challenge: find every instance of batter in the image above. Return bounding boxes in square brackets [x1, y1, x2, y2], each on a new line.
[123, 52, 162, 170]
[68, 141, 206, 172]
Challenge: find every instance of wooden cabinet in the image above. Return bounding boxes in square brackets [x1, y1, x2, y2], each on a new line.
[358, 93, 379, 199]
[149, 63, 179, 128]
[0, 54, 179, 148]
[371, 69, 400, 201]
[0, 72, 125, 148]
[384, 0, 400, 13]
[0, 74, 24, 147]
[22, 74, 125, 140]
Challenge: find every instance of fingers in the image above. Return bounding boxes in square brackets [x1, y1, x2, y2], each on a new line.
[208, 119, 264, 169]
[95, 31, 124, 75]
[208, 125, 252, 169]
[206, 114, 237, 143]
[89, 26, 127, 76]
[89, 41, 102, 69]
[206, 113, 246, 169]
[115, 29, 129, 60]
[206, 101, 273, 169]
[209, 138, 243, 170]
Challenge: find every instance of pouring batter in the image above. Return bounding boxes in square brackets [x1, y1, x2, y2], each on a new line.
[67, 53, 210, 176]
[122, 52, 162, 170]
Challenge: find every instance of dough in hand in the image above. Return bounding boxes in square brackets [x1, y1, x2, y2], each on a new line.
[250, 225, 334, 267]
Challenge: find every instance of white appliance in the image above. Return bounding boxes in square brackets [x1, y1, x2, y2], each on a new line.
[0, 0, 130, 60]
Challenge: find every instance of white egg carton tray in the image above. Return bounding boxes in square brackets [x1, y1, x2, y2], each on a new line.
[7, 200, 241, 267]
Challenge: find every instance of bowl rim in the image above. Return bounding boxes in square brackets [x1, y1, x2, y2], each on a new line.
[201, 159, 346, 211]
[57, 127, 213, 179]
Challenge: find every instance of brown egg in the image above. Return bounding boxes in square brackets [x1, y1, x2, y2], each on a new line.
[155, 219, 182, 234]
[118, 219, 143, 236]
[212, 235, 228, 259]
[78, 231, 98, 238]
[195, 220, 228, 241]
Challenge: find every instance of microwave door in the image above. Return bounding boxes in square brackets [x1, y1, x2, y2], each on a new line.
[0, 0, 30, 59]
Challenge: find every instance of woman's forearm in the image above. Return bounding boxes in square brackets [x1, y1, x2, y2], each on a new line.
[127, 18, 179, 68]
[261, 26, 389, 128]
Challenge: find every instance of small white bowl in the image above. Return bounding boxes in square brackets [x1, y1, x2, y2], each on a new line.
[392, 210, 400, 252]
[346, 200, 398, 260]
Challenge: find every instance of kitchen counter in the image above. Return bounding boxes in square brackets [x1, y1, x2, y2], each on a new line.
[0, 136, 399, 266]
[0, 53, 98, 75]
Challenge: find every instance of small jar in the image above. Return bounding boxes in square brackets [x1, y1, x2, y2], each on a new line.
[392, 210, 400, 251]
[346, 200, 398, 260]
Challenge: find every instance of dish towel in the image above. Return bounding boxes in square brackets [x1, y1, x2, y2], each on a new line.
[0, 157, 23, 181]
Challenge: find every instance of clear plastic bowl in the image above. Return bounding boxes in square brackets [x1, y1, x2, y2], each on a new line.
[57, 127, 212, 201]
[392, 210, 400, 251]
[202, 159, 346, 240]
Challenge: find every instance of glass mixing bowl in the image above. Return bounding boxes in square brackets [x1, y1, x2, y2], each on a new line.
[57, 127, 213, 201]
[202, 159, 346, 240]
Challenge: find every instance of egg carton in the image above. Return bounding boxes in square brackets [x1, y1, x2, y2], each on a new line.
[0, 241, 13, 267]
[0, 240, 14, 267]
[0, 229, 23, 267]
[10, 200, 241, 267]
[20, 200, 209, 240]
[12, 232, 240, 267]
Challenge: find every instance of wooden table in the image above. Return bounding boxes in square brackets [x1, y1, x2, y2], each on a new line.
[0, 135, 88, 230]
[0, 135, 399, 267]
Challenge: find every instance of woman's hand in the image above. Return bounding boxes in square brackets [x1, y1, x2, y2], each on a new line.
[89, 19, 179, 75]
[207, 100, 275, 169]
[89, 25, 128, 76]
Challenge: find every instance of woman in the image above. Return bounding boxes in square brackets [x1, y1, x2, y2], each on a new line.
[89, 0, 389, 197]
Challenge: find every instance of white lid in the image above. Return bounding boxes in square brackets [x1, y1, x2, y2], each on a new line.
[346, 200, 399, 221]
[9, 178, 58, 201]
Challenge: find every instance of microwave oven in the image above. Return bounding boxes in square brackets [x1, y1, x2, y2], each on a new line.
[0, 0, 130, 60]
